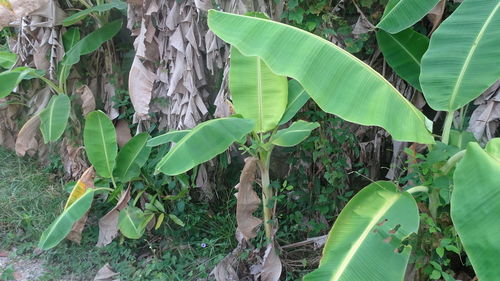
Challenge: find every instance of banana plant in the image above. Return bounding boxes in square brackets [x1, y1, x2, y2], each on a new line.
[308, 0, 499, 280]
[1, 7, 123, 147]
[38, 110, 182, 249]
[207, 0, 500, 279]
[147, 9, 433, 280]
[154, 51, 319, 244]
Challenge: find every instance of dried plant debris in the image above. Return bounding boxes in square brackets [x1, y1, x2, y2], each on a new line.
[468, 80, 500, 143]
[127, 0, 210, 130]
[235, 157, 262, 240]
[97, 186, 131, 247]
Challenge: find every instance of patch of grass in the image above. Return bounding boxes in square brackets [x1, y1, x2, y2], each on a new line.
[0, 147, 65, 248]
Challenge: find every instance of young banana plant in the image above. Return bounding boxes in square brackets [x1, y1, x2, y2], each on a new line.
[38, 111, 178, 250]
[153, 50, 319, 243]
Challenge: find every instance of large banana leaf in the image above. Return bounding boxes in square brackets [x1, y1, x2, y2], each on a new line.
[451, 138, 500, 280]
[62, 19, 122, 66]
[279, 79, 310, 125]
[39, 94, 71, 143]
[376, 29, 429, 91]
[303, 181, 419, 281]
[229, 47, 288, 133]
[156, 117, 254, 175]
[420, 0, 500, 111]
[38, 189, 96, 250]
[114, 132, 151, 183]
[377, 0, 440, 34]
[84, 111, 117, 178]
[208, 10, 434, 144]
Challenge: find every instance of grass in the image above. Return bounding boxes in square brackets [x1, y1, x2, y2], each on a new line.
[0, 147, 65, 248]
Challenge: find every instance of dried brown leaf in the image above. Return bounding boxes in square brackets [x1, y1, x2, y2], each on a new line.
[428, 0, 446, 35]
[236, 157, 262, 241]
[77, 85, 96, 116]
[261, 244, 282, 281]
[128, 57, 154, 116]
[115, 119, 132, 148]
[0, 0, 49, 29]
[94, 263, 120, 281]
[15, 115, 40, 156]
[96, 186, 131, 247]
[66, 212, 88, 244]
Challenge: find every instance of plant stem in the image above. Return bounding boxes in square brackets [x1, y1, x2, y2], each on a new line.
[407, 185, 429, 194]
[110, 176, 118, 190]
[440, 149, 466, 175]
[38, 75, 64, 94]
[258, 150, 273, 241]
[441, 111, 454, 145]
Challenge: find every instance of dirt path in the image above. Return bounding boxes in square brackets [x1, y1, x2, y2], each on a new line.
[0, 250, 46, 281]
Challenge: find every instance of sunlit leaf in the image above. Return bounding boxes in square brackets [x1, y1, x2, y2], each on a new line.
[208, 10, 434, 143]
[420, 0, 500, 111]
[304, 181, 419, 281]
[229, 47, 288, 132]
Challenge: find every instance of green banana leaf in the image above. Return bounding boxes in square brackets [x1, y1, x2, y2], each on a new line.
[63, 0, 127, 26]
[376, 29, 429, 91]
[420, 0, 500, 111]
[208, 10, 434, 144]
[0, 67, 44, 98]
[146, 130, 191, 147]
[0, 51, 16, 69]
[118, 206, 153, 239]
[39, 94, 71, 143]
[279, 79, 310, 125]
[271, 120, 319, 147]
[303, 181, 419, 281]
[377, 0, 440, 34]
[62, 19, 122, 66]
[114, 132, 151, 183]
[0, 71, 21, 98]
[451, 138, 500, 280]
[38, 189, 95, 250]
[62, 27, 80, 52]
[229, 47, 288, 133]
[156, 117, 255, 176]
[84, 111, 117, 178]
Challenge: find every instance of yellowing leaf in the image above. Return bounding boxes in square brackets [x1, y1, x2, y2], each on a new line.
[64, 167, 95, 209]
